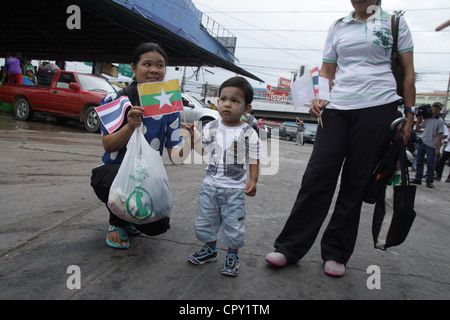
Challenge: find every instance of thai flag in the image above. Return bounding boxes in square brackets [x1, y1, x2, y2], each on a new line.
[311, 67, 320, 97]
[95, 96, 132, 133]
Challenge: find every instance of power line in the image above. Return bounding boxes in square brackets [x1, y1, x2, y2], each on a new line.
[229, 29, 450, 33]
[193, 1, 323, 62]
[201, 8, 450, 14]
[237, 47, 450, 55]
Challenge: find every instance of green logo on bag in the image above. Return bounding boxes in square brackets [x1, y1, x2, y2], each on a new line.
[126, 187, 153, 222]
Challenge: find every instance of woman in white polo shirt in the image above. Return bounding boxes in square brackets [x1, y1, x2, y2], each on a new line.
[266, 0, 416, 277]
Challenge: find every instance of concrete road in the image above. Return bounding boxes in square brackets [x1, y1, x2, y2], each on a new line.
[0, 112, 449, 303]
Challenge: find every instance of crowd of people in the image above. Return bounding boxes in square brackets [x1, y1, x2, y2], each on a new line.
[1, 51, 60, 85]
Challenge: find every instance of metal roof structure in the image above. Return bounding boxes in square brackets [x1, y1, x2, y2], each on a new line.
[0, 0, 263, 82]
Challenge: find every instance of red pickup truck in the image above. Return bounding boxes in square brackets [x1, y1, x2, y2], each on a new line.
[0, 70, 116, 132]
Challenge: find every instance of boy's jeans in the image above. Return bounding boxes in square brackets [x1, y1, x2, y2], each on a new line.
[195, 183, 246, 249]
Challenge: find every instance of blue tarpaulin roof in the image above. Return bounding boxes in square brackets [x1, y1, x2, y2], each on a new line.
[113, 0, 237, 64]
[0, 0, 263, 82]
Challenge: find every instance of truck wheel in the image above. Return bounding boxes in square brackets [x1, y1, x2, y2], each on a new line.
[85, 106, 100, 133]
[15, 98, 32, 121]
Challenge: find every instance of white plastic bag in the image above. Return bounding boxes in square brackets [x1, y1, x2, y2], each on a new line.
[108, 125, 172, 224]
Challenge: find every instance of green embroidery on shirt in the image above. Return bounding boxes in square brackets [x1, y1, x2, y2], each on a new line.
[372, 27, 392, 56]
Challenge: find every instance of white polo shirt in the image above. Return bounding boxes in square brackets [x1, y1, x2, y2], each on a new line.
[323, 8, 414, 110]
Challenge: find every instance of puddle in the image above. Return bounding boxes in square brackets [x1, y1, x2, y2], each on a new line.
[0, 111, 87, 133]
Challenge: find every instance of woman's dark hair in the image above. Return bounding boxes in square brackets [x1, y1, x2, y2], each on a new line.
[219, 76, 254, 106]
[131, 42, 168, 66]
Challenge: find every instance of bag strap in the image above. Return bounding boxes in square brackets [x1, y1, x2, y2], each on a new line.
[391, 11, 405, 54]
[391, 14, 399, 54]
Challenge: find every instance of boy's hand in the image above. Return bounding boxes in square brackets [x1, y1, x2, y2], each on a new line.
[181, 122, 194, 132]
[181, 123, 194, 138]
[244, 180, 257, 197]
[180, 123, 194, 142]
[181, 123, 202, 150]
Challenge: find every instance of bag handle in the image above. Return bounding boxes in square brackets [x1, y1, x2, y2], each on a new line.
[126, 124, 146, 158]
[391, 117, 411, 186]
[398, 139, 410, 186]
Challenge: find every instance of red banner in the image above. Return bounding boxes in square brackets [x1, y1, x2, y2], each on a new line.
[265, 85, 290, 102]
[278, 77, 291, 88]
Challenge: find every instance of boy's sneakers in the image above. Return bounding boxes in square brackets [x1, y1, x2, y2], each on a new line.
[188, 245, 217, 265]
[189, 246, 240, 277]
[221, 253, 239, 277]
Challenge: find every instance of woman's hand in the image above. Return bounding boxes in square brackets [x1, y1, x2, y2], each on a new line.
[102, 105, 143, 153]
[309, 99, 328, 118]
[126, 106, 144, 130]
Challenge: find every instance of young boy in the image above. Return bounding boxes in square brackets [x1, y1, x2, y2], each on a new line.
[187, 77, 261, 277]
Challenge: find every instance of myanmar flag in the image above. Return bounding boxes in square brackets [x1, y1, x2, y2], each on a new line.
[138, 79, 183, 118]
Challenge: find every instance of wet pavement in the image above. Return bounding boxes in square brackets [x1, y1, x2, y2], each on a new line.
[0, 111, 449, 303]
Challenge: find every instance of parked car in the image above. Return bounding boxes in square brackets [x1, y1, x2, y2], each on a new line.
[181, 93, 220, 127]
[303, 123, 318, 143]
[278, 121, 318, 143]
[278, 122, 298, 141]
[0, 70, 115, 132]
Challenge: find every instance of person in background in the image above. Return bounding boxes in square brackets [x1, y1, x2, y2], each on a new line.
[207, 100, 217, 110]
[435, 123, 449, 182]
[411, 102, 445, 188]
[25, 70, 37, 84]
[23, 59, 34, 75]
[295, 117, 305, 146]
[2, 53, 22, 84]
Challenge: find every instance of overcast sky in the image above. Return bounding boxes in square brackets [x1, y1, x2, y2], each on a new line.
[179, 0, 450, 94]
[3, 1, 448, 96]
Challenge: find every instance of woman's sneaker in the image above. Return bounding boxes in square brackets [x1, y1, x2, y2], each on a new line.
[221, 253, 239, 277]
[188, 245, 217, 265]
[265, 252, 287, 267]
[323, 260, 346, 277]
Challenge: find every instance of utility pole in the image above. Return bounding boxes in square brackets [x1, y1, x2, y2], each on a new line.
[181, 66, 186, 93]
[444, 72, 450, 115]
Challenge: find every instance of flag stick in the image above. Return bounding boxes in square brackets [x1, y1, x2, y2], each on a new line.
[311, 71, 323, 129]
[317, 98, 323, 129]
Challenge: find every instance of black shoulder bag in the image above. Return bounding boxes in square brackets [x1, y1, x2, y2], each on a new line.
[372, 132, 417, 251]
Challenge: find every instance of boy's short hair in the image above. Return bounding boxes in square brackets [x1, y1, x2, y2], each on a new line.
[219, 76, 254, 106]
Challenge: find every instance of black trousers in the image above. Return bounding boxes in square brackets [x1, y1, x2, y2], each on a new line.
[274, 103, 399, 264]
[436, 151, 450, 179]
[91, 164, 170, 236]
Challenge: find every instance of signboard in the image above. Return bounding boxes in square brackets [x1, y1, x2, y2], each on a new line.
[278, 77, 291, 88]
[265, 85, 290, 102]
[118, 64, 133, 78]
